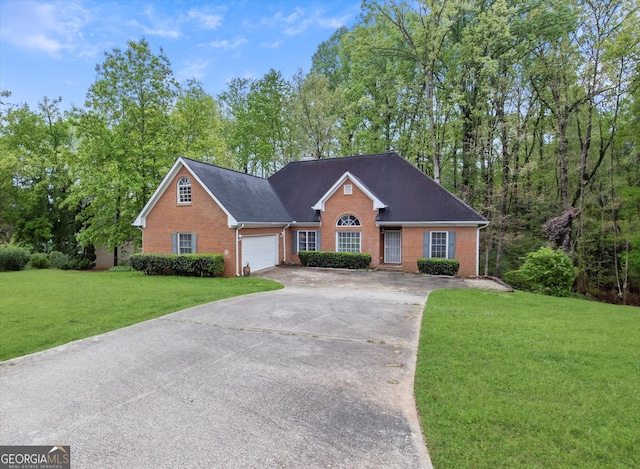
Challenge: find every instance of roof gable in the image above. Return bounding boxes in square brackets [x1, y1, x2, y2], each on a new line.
[133, 157, 237, 228]
[269, 152, 487, 225]
[133, 157, 291, 228]
[135, 152, 487, 230]
[311, 171, 387, 212]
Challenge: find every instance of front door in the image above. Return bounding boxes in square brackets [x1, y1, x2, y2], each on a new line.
[384, 230, 402, 264]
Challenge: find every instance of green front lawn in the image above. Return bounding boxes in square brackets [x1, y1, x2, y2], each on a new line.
[416, 289, 639, 468]
[0, 269, 282, 361]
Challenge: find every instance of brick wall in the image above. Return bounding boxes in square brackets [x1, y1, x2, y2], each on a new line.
[402, 226, 479, 276]
[143, 168, 480, 277]
[143, 167, 238, 277]
[317, 178, 382, 268]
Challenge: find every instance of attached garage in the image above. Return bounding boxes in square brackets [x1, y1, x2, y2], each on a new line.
[241, 234, 279, 273]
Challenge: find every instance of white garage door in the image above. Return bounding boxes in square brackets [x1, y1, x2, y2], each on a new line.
[242, 234, 278, 272]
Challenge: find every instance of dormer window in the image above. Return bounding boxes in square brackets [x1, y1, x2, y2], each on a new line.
[337, 214, 360, 226]
[177, 177, 191, 204]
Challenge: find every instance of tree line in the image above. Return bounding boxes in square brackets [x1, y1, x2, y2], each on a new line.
[1, 0, 639, 303]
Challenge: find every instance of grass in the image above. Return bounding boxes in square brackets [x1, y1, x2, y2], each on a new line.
[0, 269, 282, 361]
[415, 289, 640, 469]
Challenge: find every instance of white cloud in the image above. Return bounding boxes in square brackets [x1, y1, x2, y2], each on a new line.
[0, 0, 91, 57]
[177, 59, 209, 81]
[126, 4, 182, 39]
[204, 38, 248, 50]
[187, 8, 223, 30]
[256, 6, 353, 35]
[261, 40, 283, 49]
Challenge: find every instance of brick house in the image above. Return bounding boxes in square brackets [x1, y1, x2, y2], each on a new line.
[133, 152, 488, 277]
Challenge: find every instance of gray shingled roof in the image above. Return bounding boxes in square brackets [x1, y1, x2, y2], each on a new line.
[182, 158, 292, 224]
[181, 153, 487, 225]
[268, 152, 487, 224]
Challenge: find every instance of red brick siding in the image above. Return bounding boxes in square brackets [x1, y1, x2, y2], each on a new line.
[402, 226, 478, 276]
[142, 167, 287, 277]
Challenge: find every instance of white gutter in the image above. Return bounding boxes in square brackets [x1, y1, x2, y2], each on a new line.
[477, 222, 490, 277]
[235, 223, 244, 276]
[281, 224, 290, 264]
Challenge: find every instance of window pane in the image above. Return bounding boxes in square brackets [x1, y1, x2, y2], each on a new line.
[179, 233, 192, 254]
[337, 231, 361, 253]
[298, 231, 317, 251]
[307, 231, 316, 250]
[431, 232, 447, 258]
[337, 214, 360, 226]
[178, 177, 191, 203]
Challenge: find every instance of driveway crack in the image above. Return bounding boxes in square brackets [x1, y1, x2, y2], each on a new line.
[158, 317, 414, 349]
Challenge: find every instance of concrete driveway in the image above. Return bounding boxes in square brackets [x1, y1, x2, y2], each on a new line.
[0, 267, 467, 468]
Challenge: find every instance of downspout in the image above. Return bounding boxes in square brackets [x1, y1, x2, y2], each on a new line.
[282, 224, 290, 265]
[235, 224, 244, 276]
[477, 223, 490, 277]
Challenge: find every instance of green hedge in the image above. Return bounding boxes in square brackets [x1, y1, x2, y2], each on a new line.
[130, 253, 224, 277]
[298, 251, 372, 270]
[0, 245, 31, 271]
[28, 253, 51, 269]
[417, 258, 460, 276]
[504, 247, 577, 297]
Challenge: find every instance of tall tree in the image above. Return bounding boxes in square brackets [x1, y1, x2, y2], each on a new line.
[172, 79, 230, 166]
[0, 97, 76, 253]
[292, 71, 341, 159]
[68, 38, 179, 265]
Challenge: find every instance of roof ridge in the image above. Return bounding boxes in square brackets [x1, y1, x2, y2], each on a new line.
[180, 156, 269, 181]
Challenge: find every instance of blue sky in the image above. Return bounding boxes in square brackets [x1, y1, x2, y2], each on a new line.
[0, 0, 360, 111]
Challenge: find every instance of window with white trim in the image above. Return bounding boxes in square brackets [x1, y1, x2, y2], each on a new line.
[430, 232, 447, 258]
[337, 231, 361, 253]
[298, 231, 317, 251]
[177, 176, 192, 204]
[344, 184, 352, 195]
[179, 233, 195, 254]
[336, 214, 360, 226]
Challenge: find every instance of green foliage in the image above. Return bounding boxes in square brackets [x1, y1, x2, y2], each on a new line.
[130, 253, 224, 277]
[0, 245, 31, 271]
[417, 258, 460, 276]
[0, 98, 78, 253]
[68, 38, 179, 254]
[515, 247, 578, 296]
[67, 258, 95, 271]
[298, 251, 371, 269]
[48, 251, 70, 270]
[503, 269, 532, 291]
[28, 252, 50, 269]
[108, 265, 135, 272]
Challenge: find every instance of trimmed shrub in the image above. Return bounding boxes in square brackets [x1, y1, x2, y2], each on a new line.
[518, 247, 577, 297]
[108, 265, 135, 272]
[67, 258, 95, 270]
[298, 251, 372, 269]
[0, 245, 31, 271]
[417, 258, 460, 276]
[48, 251, 71, 270]
[503, 269, 533, 291]
[28, 253, 51, 269]
[130, 253, 224, 277]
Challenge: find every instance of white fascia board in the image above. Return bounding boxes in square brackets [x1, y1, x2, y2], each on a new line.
[132, 158, 184, 228]
[376, 221, 490, 227]
[132, 157, 238, 228]
[311, 171, 387, 212]
[232, 222, 292, 229]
